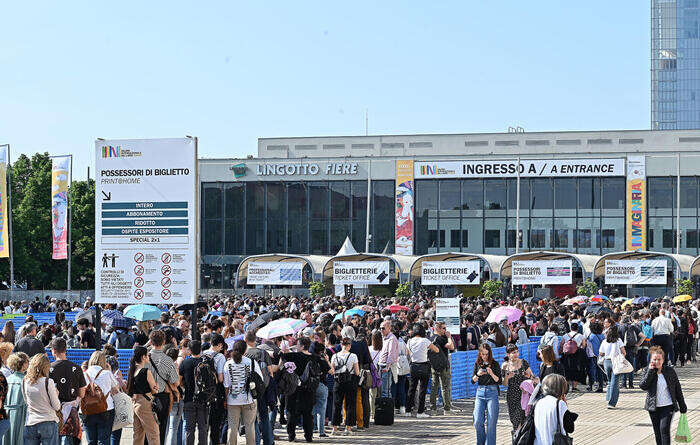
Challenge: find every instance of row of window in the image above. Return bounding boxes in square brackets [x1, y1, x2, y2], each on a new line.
[425, 228, 616, 250]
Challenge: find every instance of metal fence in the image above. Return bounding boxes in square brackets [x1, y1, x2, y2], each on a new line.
[0, 290, 93, 303]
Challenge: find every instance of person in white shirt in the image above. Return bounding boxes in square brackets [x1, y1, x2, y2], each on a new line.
[652, 309, 675, 366]
[533, 374, 575, 445]
[22, 353, 61, 444]
[223, 340, 262, 445]
[82, 351, 120, 445]
[599, 325, 626, 409]
[330, 337, 360, 436]
[406, 323, 439, 418]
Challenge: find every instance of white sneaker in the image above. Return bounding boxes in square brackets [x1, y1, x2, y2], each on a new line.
[416, 412, 430, 418]
[399, 407, 406, 415]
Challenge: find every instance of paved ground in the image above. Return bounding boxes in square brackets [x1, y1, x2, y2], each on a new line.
[110, 360, 700, 444]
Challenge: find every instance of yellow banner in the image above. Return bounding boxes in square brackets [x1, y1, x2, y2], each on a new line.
[626, 156, 646, 251]
[0, 148, 8, 258]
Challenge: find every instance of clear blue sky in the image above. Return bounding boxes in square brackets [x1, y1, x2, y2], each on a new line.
[1, 1, 650, 179]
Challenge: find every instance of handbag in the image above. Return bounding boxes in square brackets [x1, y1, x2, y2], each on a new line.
[611, 352, 633, 375]
[59, 406, 80, 438]
[150, 358, 176, 412]
[552, 401, 573, 445]
[112, 391, 134, 431]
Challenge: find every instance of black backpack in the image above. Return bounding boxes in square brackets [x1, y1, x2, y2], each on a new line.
[245, 359, 266, 400]
[299, 359, 321, 393]
[115, 331, 134, 349]
[193, 355, 218, 405]
[512, 400, 538, 445]
[427, 339, 449, 372]
[277, 368, 300, 397]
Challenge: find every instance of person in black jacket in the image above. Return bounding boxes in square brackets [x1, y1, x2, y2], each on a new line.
[639, 346, 687, 445]
[12, 323, 45, 358]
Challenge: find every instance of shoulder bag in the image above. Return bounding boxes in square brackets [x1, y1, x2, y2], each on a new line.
[150, 357, 179, 412]
[612, 351, 633, 375]
[553, 400, 572, 445]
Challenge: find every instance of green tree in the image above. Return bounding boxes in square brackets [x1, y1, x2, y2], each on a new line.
[676, 279, 693, 296]
[309, 280, 326, 298]
[481, 280, 503, 300]
[576, 279, 598, 297]
[394, 283, 411, 300]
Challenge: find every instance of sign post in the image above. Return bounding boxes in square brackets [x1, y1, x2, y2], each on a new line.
[94, 138, 197, 305]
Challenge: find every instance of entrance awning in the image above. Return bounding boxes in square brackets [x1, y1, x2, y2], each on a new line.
[501, 251, 599, 280]
[236, 254, 330, 287]
[593, 251, 694, 281]
[409, 252, 507, 282]
[691, 256, 700, 278]
[323, 253, 409, 284]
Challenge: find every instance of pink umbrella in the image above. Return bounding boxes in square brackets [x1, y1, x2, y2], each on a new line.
[562, 296, 586, 306]
[485, 306, 523, 324]
[385, 304, 411, 314]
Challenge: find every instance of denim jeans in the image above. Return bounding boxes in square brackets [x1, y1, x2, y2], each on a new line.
[392, 374, 407, 408]
[109, 428, 122, 445]
[380, 370, 393, 398]
[473, 386, 499, 445]
[588, 357, 604, 389]
[311, 383, 328, 435]
[166, 400, 184, 445]
[604, 359, 620, 407]
[255, 397, 272, 445]
[24, 421, 58, 445]
[80, 410, 115, 445]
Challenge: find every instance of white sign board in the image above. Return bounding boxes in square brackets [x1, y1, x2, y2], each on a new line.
[511, 260, 572, 285]
[95, 138, 197, 304]
[435, 297, 461, 334]
[333, 261, 390, 285]
[604, 260, 667, 285]
[414, 159, 624, 179]
[421, 261, 480, 285]
[247, 262, 303, 285]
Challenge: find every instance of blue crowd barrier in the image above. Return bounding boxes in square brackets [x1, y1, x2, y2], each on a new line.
[0, 311, 81, 331]
[44, 339, 544, 401]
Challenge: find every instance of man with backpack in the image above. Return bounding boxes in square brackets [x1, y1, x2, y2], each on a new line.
[244, 330, 274, 445]
[203, 334, 227, 445]
[108, 327, 135, 349]
[619, 316, 643, 389]
[429, 321, 454, 414]
[280, 336, 318, 443]
[179, 340, 210, 445]
[147, 330, 180, 445]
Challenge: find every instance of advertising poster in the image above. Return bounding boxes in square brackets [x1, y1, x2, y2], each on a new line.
[247, 262, 303, 285]
[626, 156, 646, 251]
[95, 138, 197, 304]
[511, 260, 572, 285]
[421, 260, 480, 285]
[0, 147, 8, 258]
[395, 160, 414, 255]
[414, 158, 624, 179]
[605, 259, 666, 284]
[333, 261, 390, 285]
[436, 297, 461, 333]
[51, 156, 71, 260]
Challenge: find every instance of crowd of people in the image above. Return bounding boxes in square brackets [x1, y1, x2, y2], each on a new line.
[0, 291, 693, 445]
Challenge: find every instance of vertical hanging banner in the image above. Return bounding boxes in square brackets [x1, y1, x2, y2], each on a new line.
[0, 147, 8, 258]
[95, 138, 197, 304]
[51, 156, 71, 260]
[395, 160, 414, 255]
[626, 156, 646, 251]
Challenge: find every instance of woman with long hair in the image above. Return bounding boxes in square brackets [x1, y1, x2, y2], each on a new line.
[1, 322, 14, 346]
[3, 352, 29, 445]
[471, 343, 501, 445]
[22, 353, 61, 445]
[639, 346, 687, 445]
[406, 323, 439, 418]
[330, 337, 359, 436]
[126, 346, 160, 445]
[599, 325, 626, 409]
[223, 340, 261, 445]
[81, 351, 119, 445]
[502, 343, 537, 430]
[368, 330, 383, 418]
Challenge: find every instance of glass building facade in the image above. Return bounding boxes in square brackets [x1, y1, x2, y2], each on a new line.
[200, 174, 700, 289]
[652, 0, 700, 129]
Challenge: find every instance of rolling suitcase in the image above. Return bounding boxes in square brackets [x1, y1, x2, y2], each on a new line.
[374, 397, 395, 426]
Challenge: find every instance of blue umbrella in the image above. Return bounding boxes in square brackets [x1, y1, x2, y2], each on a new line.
[123, 304, 163, 321]
[333, 308, 366, 321]
[101, 309, 135, 329]
[632, 296, 652, 304]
